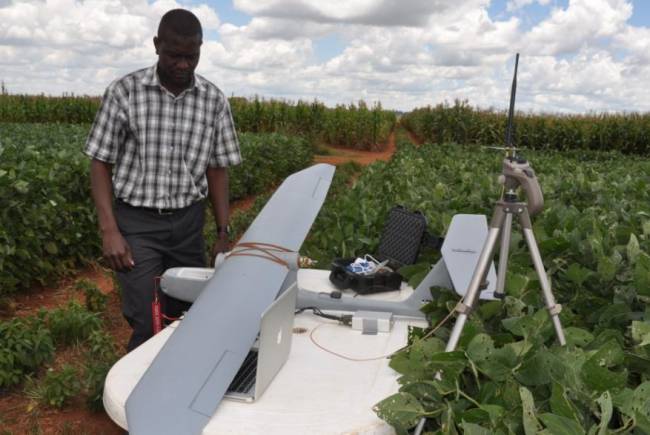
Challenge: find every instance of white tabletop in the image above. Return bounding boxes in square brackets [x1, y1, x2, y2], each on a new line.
[103, 270, 427, 434]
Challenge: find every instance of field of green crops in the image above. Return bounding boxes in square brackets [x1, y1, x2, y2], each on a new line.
[1, 94, 650, 433]
[401, 100, 650, 154]
[0, 94, 397, 150]
[299, 135, 650, 434]
[213, 131, 650, 432]
[0, 124, 313, 295]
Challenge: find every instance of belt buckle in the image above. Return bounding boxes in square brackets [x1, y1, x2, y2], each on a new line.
[156, 208, 174, 215]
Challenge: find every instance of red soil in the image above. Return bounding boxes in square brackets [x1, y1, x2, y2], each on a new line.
[315, 131, 396, 166]
[0, 264, 127, 434]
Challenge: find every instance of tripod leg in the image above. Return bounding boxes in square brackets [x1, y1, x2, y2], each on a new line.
[494, 212, 513, 299]
[519, 209, 566, 346]
[445, 207, 506, 352]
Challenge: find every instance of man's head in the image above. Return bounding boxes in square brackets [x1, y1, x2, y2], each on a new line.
[154, 9, 203, 91]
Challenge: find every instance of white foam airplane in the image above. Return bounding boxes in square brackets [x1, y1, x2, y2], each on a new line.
[124, 162, 496, 435]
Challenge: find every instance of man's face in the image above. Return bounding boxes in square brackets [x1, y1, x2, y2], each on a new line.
[154, 31, 202, 89]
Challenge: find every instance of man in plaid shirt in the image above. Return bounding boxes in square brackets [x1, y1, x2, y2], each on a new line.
[85, 9, 242, 351]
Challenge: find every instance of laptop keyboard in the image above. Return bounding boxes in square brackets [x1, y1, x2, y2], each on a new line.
[227, 349, 259, 394]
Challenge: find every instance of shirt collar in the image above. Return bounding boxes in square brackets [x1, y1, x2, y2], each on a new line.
[141, 64, 207, 93]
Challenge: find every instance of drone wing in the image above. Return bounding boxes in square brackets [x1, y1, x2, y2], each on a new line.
[125, 163, 335, 435]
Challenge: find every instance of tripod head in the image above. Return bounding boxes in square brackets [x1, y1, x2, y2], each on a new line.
[498, 155, 544, 216]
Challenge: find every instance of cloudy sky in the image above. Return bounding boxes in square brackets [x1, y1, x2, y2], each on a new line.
[1, 0, 649, 113]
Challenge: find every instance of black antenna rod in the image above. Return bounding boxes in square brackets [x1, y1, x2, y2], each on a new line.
[505, 53, 519, 152]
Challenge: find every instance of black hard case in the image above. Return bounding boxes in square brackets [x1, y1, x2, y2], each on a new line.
[329, 206, 429, 294]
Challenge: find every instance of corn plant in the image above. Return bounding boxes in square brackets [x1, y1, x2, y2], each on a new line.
[401, 99, 650, 154]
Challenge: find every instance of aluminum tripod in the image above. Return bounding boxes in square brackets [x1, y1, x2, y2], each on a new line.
[413, 55, 565, 435]
[444, 156, 566, 352]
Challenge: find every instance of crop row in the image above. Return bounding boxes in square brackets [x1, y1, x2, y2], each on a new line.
[0, 280, 117, 412]
[0, 94, 396, 150]
[401, 99, 650, 154]
[230, 97, 396, 150]
[300, 136, 650, 432]
[0, 94, 100, 124]
[0, 124, 313, 295]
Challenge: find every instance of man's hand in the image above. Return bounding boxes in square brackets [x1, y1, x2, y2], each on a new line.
[211, 234, 230, 264]
[206, 167, 232, 265]
[90, 159, 132, 271]
[102, 229, 134, 271]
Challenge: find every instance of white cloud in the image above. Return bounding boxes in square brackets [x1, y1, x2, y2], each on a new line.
[241, 17, 333, 40]
[0, 0, 649, 113]
[522, 0, 632, 55]
[506, 0, 550, 12]
[0, 0, 222, 95]
[234, 0, 458, 27]
[212, 22, 313, 70]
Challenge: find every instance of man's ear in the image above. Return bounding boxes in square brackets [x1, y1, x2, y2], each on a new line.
[153, 36, 160, 55]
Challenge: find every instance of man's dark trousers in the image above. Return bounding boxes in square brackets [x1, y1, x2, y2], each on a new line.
[114, 200, 206, 352]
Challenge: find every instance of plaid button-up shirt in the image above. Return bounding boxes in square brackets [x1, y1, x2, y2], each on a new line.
[84, 65, 242, 209]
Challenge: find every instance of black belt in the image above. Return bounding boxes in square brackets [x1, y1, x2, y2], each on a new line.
[116, 199, 189, 215]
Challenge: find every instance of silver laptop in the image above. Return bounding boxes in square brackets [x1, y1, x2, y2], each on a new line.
[223, 283, 297, 403]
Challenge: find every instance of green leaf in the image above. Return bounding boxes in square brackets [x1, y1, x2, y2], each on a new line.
[565, 263, 591, 286]
[399, 378, 442, 405]
[403, 338, 449, 376]
[592, 338, 625, 366]
[459, 408, 490, 425]
[461, 421, 492, 435]
[587, 329, 624, 351]
[581, 341, 627, 393]
[563, 327, 594, 347]
[411, 336, 446, 360]
[550, 382, 580, 423]
[478, 301, 502, 319]
[407, 269, 430, 289]
[504, 272, 529, 298]
[502, 309, 552, 342]
[631, 321, 650, 347]
[643, 220, 650, 238]
[44, 242, 58, 255]
[596, 304, 632, 327]
[466, 333, 494, 363]
[428, 351, 467, 378]
[373, 392, 424, 433]
[480, 404, 505, 426]
[515, 349, 555, 386]
[443, 401, 460, 435]
[389, 350, 424, 377]
[635, 411, 650, 434]
[519, 386, 542, 435]
[504, 339, 534, 357]
[612, 384, 636, 417]
[504, 296, 526, 317]
[632, 382, 650, 416]
[13, 179, 29, 194]
[596, 254, 618, 282]
[595, 391, 613, 435]
[634, 253, 650, 297]
[539, 413, 584, 435]
[627, 233, 641, 264]
[477, 345, 517, 382]
[399, 262, 431, 288]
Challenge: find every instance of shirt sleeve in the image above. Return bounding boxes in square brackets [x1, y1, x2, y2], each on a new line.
[209, 98, 242, 168]
[83, 84, 126, 164]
